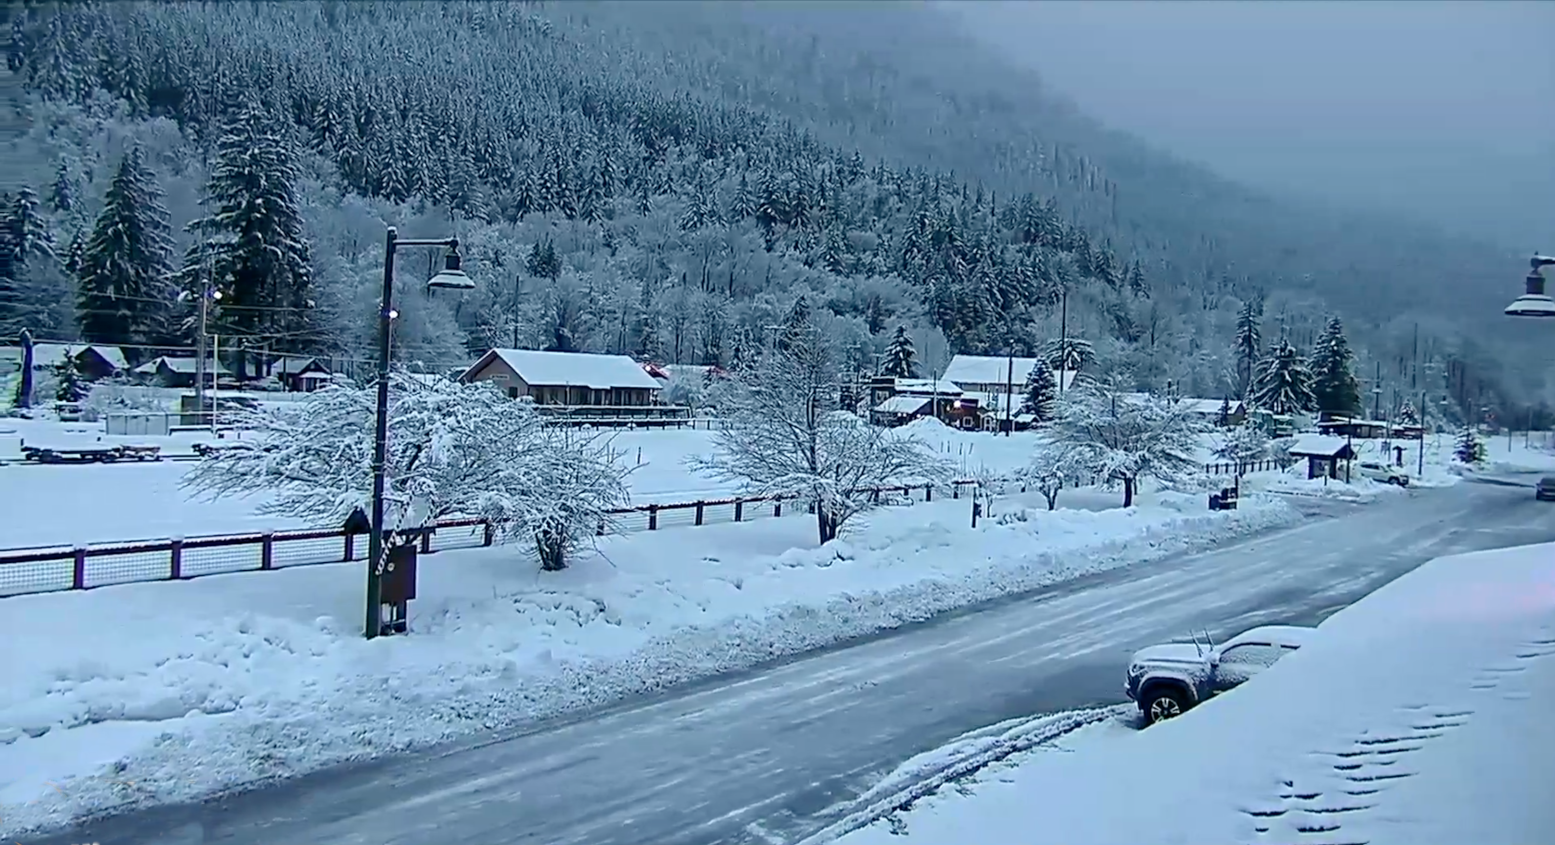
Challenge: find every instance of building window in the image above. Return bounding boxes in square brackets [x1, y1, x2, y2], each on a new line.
[508, 386, 518, 399]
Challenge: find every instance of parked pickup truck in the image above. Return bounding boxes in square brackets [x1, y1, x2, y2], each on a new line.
[1125, 625, 1315, 725]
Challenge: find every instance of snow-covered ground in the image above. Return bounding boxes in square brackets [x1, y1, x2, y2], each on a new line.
[0, 488, 1298, 836]
[835, 540, 1555, 845]
[0, 418, 1046, 547]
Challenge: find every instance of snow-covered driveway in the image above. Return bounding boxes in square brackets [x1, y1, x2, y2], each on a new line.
[27, 481, 1555, 845]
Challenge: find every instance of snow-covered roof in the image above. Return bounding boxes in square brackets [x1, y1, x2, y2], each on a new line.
[1287, 433, 1352, 457]
[1317, 416, 1390, 428]
[274, 356, 328, 376]
[942, 356, 1077, 391]
[1179, 398, 1242, 415]
[829, 541, 1555, 845]
[133, 356, 231, 375]
[3, 343, 129, 370]
[891, 378, 962, 396]
[464, 349, 663, 391]
[873, 395, 931, 415]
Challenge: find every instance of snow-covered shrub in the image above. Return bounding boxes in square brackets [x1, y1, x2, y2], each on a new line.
[183, 372, 629, 570]
[1213, 424, 1270, 470]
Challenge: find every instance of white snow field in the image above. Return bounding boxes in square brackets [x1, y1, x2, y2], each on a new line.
[835, 540, 1555, 845]
[0, 417, 1040, 548]
[0, 487, 1297, 835]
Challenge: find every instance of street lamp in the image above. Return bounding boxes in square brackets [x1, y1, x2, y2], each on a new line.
[366, 226, 474, 640]
[1504, 254, 1555, 318]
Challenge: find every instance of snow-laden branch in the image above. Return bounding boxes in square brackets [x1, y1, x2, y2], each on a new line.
[1048, 379, 1209, 506]
[181, 373, 629, 569]
[688, 332, 950, 542]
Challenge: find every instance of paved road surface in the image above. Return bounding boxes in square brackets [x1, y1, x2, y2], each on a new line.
[29, 481, 1555, 845]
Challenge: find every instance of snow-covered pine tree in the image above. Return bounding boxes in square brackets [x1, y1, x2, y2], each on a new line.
[1044, 335, 1094, 374]
[1216, 396, 1232, 427]
[1234, 301, 1261, 399]
[1019, 358, 1058, 423]
[1398, 401, 1420, 427]
[1048, 377, 1207, 507]
[689, 318, 948, 543]
[187, 101, 315, 355]
[526, 237, 560, 281]
[78, 144, 174, 345]
[776, 294, 811, 353]
[1310, 315, 1362, 418]
[1250, 340, 1316, 415]
[1, 187, 59, 336]
[880, 324, 918, 378]
[54, 354, 87, 402]
[1212, 424, 1270, 470]
[1453, 427, 1485, 465]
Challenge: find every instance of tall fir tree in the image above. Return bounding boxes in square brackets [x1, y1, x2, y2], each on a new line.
[1, 187, 59, 335]
[1250, 340, 1316, 415]
[1234, 301, 1261, 399]
[1019, 358, 1058, 423]
[1309, 315, 1362, 418]
[880, 325, 919, 378]
[185, 101, 315, 356]
[77, 145, 174, 345]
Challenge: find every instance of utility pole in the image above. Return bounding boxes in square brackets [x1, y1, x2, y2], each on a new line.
[1003, 350, 1014, 436]
[519, 273, 531, 347]
[1057, 285, 1069, 395]
[1373, 360, 1383, 420]
[1417, 388, 1426, 478]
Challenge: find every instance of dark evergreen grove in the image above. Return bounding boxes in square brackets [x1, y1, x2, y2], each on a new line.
[0, 1, 1545, 422]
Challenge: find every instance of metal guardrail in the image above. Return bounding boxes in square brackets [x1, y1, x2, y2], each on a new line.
[0, 480, 984, 597]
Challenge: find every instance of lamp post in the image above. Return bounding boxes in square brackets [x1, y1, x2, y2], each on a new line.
[1505, 254, 1555, 318]
[366, 226, 474, 640]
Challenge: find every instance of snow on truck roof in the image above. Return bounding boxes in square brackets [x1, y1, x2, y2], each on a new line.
[466, 349, 663, 391]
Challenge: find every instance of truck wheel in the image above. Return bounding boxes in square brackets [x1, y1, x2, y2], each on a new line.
[1142, 686, 1191, 725]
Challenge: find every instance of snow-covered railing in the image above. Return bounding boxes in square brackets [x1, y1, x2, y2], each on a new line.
[1203, 459, 1283, 476]
[0, 480, 983, 597]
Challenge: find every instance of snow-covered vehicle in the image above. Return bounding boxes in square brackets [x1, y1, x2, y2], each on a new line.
[1355, 461, 1409, 486]
[1125, 625, 1314, 724]
[1537, 476, 1555, 502]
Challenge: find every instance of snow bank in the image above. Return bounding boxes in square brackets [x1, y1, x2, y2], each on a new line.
[836, 541, 1555, 845]
[0, 491, 1298, 836]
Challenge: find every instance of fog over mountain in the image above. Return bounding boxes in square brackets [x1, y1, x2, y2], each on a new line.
[946, 0, 1555, 252]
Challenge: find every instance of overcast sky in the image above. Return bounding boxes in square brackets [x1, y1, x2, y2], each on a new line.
[944, 0, 1555, 250]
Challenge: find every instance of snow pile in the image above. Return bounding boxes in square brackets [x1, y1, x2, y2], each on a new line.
[836, 541, 1555, 845]
[0, 491, 1298, 835]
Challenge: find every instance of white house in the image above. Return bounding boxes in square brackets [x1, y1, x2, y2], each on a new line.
[458, 349, 664, 407]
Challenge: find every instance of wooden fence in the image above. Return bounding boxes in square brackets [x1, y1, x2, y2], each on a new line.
[0, 480, 981, 598]
[1203, 459, 1283, 476]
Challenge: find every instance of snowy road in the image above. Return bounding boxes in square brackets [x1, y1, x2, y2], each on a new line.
[29, 481, 1555, 845]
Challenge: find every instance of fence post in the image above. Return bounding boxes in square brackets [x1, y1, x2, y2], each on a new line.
[72, 547, 87, 589]
[169, 539, 184, 580]
[952, 484, 960, 499]
[261, 533, 274, 570]
[773, 500, 782, 518]
[925, 484, 932, 502]
[695, 502, 705, 526]
[482, 521, 495, 547]
[344, 531, 355, 562]
[648, 505, 659, 531]
[734, 498, 744, 522]
[420, 530, 432, 554]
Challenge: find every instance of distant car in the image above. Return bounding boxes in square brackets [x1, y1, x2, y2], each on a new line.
[1355, 461, 1410, 486]
[1537, 476, 1555, 502]
[1125, 625, 1314, 725]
